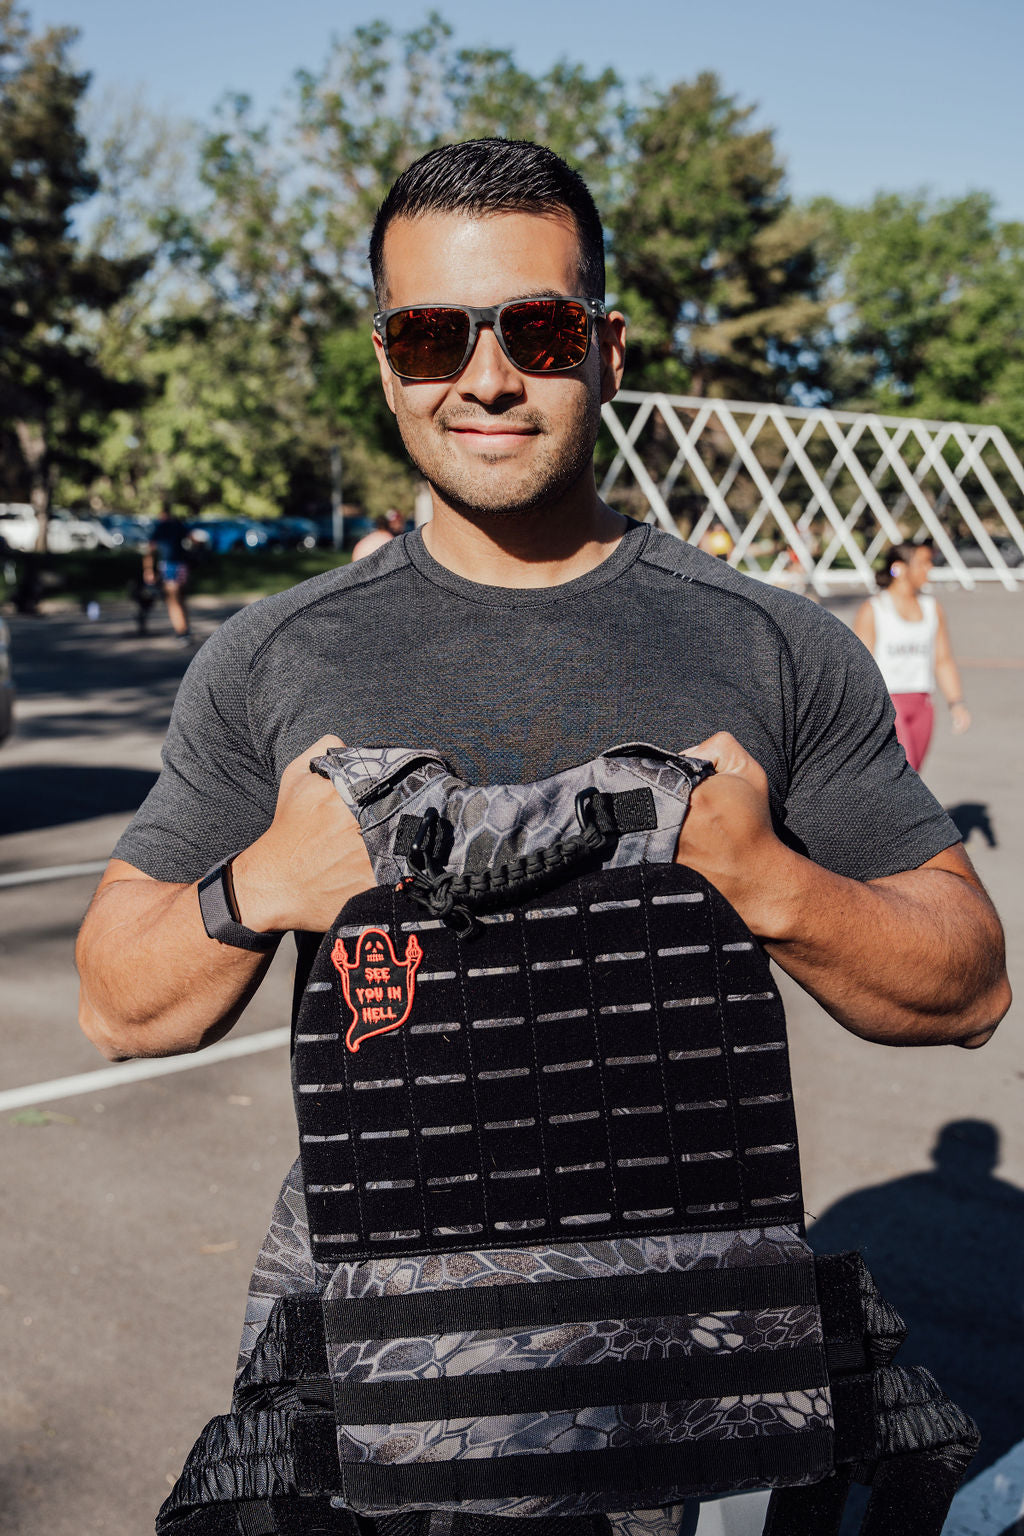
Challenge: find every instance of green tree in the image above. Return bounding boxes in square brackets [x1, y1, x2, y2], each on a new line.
[90, 14, 629, 522]
[0, 0, 147, 543]
[821, 191, 1024, 443]
[611, 73, 830, 403]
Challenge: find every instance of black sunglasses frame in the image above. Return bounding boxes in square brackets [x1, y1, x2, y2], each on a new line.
[373, 296, 607, 381]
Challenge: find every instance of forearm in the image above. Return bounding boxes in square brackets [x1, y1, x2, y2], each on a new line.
[934, 657, 964, 705]
[750, 849, 1009, 1047]
[76, 869, 275, 1060]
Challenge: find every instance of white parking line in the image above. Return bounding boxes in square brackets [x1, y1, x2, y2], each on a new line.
[945, 1438, 1024, 1535]
[0, 860, 108, 889]
[0, 1027, 290, 1113]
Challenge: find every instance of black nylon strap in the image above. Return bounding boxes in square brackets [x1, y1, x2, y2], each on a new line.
[330, 1431, 834, 1504]
[331, 1343, 828, 1424]
[197, 859, 282, 953]
[293, 1414, 342, 1499]
[609, 787, 658, 833]
[280, 1296, 331, 1379]
[815, 1253, 869, 1369]
[322, 1262, 818, 1342]
[394, 814, 428, 858]
[236, 1502, 277, 1536]
[831, 1373, 878, 1463]
[157, 1495, 362, 1535]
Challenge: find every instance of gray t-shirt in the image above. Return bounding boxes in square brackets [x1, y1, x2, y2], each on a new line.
[116, 520, 958, 906]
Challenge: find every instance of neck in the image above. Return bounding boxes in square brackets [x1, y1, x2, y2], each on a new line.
[421, 470, 629, 588]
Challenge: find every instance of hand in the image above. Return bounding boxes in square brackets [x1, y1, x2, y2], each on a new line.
[675, 731, 799, 938]
[231, 735, 375, 933]
[950, 701, 971, 735]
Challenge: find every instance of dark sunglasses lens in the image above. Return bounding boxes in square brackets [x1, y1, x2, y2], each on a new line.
[501, 300, 590, 372]
[385, 307, 470, 378]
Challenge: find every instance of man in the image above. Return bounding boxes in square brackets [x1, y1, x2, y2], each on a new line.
[77, 139, 1008, 1532]
[77, 137, 1008, 1060]
[143, 504, 193, 646]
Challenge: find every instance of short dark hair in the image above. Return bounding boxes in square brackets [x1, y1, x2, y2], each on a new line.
[876, 539, 934, 587]
[370, 138, 605, 304]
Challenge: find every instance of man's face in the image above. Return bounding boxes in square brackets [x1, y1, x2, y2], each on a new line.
[373, 211, 625, 519]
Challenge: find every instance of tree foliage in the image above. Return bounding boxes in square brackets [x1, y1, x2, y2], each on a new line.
[0, 0, 147, 535]
[612, 75, 831, 402]
[820, 191, 1024, 440]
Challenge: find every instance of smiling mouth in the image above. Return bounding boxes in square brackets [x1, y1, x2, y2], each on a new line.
[448, 424, 538, 437]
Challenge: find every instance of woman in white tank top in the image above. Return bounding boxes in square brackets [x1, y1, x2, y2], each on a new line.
[853, 541, 970, 771]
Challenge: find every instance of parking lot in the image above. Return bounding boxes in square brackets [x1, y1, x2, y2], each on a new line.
[1, 589, 1022, 1535]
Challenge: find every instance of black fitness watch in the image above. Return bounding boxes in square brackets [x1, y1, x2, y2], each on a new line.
[197, 856, 283, 952]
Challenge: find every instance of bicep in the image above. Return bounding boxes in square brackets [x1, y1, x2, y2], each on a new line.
[871, 841, 991, 902]
[112, 621, 277, 883]
[96, 858, 172, 892]
[81, 860, 188, 938]
[783, 609, 957, 880]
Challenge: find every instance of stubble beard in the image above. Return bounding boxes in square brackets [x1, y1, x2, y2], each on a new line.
[394, 393, 602, 520]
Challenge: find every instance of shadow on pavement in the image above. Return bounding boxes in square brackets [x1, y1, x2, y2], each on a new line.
[808, 1119, 1024, 1482]
[947, 801, 998, 848]
[0, 764, 158, 835]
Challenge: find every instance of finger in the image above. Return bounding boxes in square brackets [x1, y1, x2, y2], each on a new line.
[680, 731, 746, 773]
[305, 734, 347, 780]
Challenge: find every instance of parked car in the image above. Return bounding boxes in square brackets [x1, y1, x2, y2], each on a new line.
[186, 518, 273, 554]
[959, 536, 1023, 569]
[267, 517, 320, 551]
[931, 536, 1024, 570]
[94, 513, 154, 549]
[0, 617, 13, 745]
[0, 503, 119, 552]
[310, 511, 376, 550]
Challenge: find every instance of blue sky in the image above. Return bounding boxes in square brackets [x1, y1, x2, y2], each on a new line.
[30, 0, 1024, 217]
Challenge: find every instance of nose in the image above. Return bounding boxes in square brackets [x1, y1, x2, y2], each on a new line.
[456, 324, 525, 405]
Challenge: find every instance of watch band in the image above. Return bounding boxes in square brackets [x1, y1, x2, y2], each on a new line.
[197, 857, 283, 952]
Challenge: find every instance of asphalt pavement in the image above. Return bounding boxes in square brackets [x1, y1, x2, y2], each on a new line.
[1, 590, 1021, 1536]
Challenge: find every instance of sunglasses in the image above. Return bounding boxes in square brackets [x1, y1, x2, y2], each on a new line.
[373, 296, 607, 381]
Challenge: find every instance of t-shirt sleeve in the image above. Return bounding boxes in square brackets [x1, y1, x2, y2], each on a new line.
[112, 613, 278, 883]
[779, 603, 960, 881]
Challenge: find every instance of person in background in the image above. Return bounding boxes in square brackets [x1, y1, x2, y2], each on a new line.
[143, 505, 193, 646]
[853, 540, 970, 772]
[697, 519, 733, 559]
[350, 507, 409, 561]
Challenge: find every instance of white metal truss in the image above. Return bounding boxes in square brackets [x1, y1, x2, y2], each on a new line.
[600, 393, 1024, 593]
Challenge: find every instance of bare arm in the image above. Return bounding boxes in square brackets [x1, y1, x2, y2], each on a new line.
[676, 733, 1010, 1048]
[851, 599, 876, 654]
[76, 736, 374, 1060]
[76, 863, 273, 1059]
[934, 603, 971, 733]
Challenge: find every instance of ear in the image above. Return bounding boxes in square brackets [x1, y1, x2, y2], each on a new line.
[373, 331, 398, 417]
[598, 310, 627, 405]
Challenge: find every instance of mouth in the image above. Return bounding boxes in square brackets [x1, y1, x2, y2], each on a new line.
[447, 423, 539, 450]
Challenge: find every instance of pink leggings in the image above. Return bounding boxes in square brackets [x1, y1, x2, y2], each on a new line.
[891, 692, 934, 772]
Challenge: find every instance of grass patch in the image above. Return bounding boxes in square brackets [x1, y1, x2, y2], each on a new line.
[1, 547, 350, 608]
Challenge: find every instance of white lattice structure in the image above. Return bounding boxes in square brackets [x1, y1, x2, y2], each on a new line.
[600, 393, 1024, 592]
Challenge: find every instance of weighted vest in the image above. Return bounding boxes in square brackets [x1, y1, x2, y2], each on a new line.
[159, 745, 978, 1536]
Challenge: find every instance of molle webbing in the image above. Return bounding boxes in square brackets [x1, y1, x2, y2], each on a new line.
[294, 860, 802, 1263]
[160, 1255, 978, 1532]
